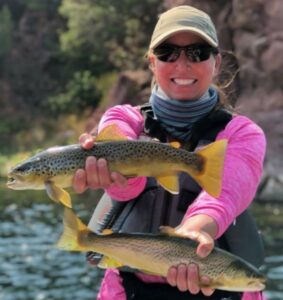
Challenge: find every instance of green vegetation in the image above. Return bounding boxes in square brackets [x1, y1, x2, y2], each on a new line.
[0, 0, 161, 162]
[0, 5, 13, 59]
[0, 0, 163, 180]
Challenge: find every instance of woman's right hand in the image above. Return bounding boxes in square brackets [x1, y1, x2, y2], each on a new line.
[72, 133, 128, 193]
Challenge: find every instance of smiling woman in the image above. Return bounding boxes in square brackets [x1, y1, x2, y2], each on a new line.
[71, 5, 267, 300]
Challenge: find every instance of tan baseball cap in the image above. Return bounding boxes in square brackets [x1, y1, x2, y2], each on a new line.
[149, 5, 218, 49]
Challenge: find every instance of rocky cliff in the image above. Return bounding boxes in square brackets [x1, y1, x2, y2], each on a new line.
[89, 0, 283, 201]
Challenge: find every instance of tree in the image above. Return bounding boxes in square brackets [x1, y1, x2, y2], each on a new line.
[59, 0, 162, 72]
[0, 5, 13, 63]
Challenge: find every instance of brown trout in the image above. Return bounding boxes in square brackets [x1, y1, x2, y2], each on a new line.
[7, 124, 227, 208]
[57, 208, 266, 292]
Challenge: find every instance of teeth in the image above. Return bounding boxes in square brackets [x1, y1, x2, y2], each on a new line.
[173, 79, 195, 85]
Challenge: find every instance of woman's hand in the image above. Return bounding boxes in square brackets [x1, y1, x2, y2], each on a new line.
[72, 132, 128, 193]
[166, 215, 217, 296]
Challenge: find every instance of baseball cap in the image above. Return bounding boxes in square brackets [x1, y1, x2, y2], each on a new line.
[149, 5, 218, 49]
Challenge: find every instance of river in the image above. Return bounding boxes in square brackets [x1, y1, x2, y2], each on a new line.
[0, 188, 282, 300]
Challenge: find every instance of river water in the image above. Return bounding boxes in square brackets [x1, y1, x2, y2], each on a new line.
[0, 197, 282, 300]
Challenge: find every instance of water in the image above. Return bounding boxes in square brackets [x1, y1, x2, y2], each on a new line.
[0, 200, 282, 300]
[0, 203, 103, 300]
[252, 203, 283, 300]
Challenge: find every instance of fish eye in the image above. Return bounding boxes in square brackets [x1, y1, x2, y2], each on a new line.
[15, 162, 32, 174]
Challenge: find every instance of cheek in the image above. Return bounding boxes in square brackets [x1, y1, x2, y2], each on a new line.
[153, 61, 173, 82]
[197, 60, 218, 82]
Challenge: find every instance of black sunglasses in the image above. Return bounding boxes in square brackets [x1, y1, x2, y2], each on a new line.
[153, 43, 219, 63]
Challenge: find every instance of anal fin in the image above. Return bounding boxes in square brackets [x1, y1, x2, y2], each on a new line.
[156, 175, 179, 194]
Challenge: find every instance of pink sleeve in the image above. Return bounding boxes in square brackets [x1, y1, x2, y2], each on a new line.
[97, 105, 147, 201]
[183, 116, 266, 238]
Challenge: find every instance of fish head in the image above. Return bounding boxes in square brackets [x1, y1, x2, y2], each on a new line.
[216, 260, 266, 292]
[7, 157, 46, 190]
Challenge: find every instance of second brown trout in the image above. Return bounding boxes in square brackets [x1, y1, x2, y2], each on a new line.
[56, 208, 266, 292]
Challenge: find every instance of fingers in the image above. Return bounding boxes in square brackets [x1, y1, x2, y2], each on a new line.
[167, 264, 200, 294]
[73, 169, 87, 193]
[72, 156, 128, 192]
[81, 157, 112, 190]
[166, 230, 215, 295]
[111, 172, 128, 188]
[74, 131, 128, 192]
[187, 263, 200, 294]
[167, 264, 215, 296]
[96, 158, 112, 189]
[200, 276, 215, 297]
[167, 266, 178, 287]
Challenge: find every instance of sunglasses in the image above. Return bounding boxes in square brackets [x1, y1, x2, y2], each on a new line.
[153, 43, 219, 63]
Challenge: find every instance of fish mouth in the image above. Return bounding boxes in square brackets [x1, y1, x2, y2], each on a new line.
[7, 175, 17, 187]
[251, 279, 266, 291]
[246, 277, 266, 292]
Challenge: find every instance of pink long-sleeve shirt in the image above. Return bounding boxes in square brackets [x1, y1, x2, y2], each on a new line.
[96, 104, 267, 300]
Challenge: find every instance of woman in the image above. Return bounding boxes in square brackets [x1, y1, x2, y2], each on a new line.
[73, 5, 266, 300]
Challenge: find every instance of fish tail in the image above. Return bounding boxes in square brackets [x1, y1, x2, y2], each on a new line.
[56, 208, 89, 251]
[193, 139, 227, 197]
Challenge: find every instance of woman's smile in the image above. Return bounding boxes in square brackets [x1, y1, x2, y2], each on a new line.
[172, 78, 197, 86]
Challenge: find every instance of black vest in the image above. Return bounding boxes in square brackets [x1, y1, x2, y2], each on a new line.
[87, 104, 264, 300]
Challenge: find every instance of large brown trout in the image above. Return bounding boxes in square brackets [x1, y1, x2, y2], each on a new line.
[7, 124, 227, 208]
[57, 208, 266, 292]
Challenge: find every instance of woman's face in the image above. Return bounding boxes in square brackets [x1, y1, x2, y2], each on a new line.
[149, 32, 221, 100]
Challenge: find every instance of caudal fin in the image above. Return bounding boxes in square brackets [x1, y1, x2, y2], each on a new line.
[56, 208, 88, 251]
[194, 139, 227, 197]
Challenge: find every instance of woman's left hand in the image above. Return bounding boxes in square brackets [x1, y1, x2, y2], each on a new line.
[166, 216, 216, 296]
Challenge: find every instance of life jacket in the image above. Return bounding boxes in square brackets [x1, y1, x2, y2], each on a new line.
[87, 103, 264, 300]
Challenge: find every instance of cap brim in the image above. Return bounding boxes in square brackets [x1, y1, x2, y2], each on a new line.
[150, 27, 218, 49]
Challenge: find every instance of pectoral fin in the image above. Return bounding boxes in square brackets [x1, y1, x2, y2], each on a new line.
[156, 175, 179, 194]
[98, 256, 150, 274]
[98, 256, 125, 269]
[159, 226, 177, 236]
[45, 181, 72, 208]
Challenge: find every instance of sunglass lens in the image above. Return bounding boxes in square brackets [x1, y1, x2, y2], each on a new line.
[186, 46, 212, 62]
[153, 44, 218, 63]
[153, 45, 179, 62]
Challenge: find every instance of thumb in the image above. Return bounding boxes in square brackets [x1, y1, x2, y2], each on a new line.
[79, 133, 95, 150]
[184, 230, 214, 258]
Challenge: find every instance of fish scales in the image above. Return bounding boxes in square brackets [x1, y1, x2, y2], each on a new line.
[7, 125, 228, 206]
[30, 141, 202, 177]
[57, 209, 266, 292]
[82, 232, 243, 278]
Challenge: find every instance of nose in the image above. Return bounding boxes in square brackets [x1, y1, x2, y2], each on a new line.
[175, 50, 192, 70]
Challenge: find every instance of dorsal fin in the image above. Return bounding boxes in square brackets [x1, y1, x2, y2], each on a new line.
[159, 226, 186, 238]
[100, 229, 113, 235]
[170, 141, 181, 148]
[95, 124, 127, 142]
